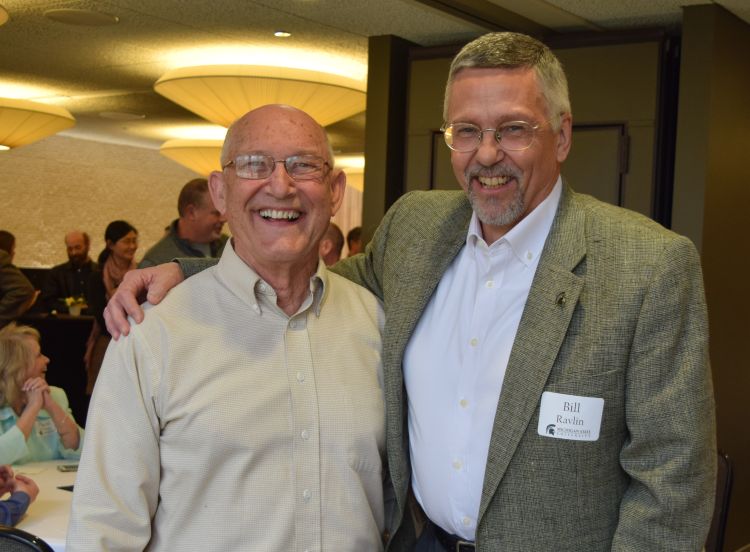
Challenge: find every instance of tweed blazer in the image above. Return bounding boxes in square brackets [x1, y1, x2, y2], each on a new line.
[334, 184, 716, 551]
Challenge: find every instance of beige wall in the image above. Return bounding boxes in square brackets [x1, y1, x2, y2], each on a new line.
[674, 5, 750, 550]
[1, 134, 362, 268]
[1, 134, 198, 268]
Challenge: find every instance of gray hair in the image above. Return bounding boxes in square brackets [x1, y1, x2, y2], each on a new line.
[444, 32, 571, 130]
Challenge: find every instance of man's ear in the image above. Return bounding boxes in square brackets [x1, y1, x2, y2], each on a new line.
[208, 171, 228, 215]
[318, 238, 332, 256]
[556, 113, 573, 163]
[328, 169, 346, 216]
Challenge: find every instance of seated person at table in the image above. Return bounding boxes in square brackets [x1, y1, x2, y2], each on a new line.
[0, 323, 84, 465]
[0, 464, 39, 526]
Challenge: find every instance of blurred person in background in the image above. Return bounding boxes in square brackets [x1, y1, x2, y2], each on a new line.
[0, 464, 39, 526]
[84, 221, 138, 394]
[40, 230, 98, 314]
[0, 230, 36, 329]
[0, 323, 84, 465]
[138, 178, 227, 268]
[319, 222, 344, 266]
[346, 226, 363, 256]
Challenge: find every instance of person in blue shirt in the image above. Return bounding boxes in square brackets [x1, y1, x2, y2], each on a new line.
[0, 323, 84, 465]
[0, 464, 38, 526]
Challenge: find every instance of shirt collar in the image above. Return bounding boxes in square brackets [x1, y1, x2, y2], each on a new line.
[466, 176, 563, 267]
[217, 240, 326, 317]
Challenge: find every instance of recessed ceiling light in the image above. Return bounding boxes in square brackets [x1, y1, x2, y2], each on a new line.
[0, 145, 10, 151]
[0, 6, 9, 27]
[274, 30, 291, 38]
[99, 111, 146, 121]
[43, 9, 119, 26]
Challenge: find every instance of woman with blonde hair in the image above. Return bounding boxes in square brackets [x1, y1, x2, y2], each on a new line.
[0, 323, 84, 465]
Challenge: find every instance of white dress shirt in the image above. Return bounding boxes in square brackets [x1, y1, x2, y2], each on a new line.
[67, 241, 386, 551]
[404, 179, 562, 539]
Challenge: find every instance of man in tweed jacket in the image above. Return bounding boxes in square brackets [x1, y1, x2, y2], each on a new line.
[105, 32, 715, 551]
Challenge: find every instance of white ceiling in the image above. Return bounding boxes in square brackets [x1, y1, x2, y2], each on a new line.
[0, 0, 747, 155]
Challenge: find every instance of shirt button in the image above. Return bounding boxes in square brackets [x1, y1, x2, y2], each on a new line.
[296, 372, 305, 383]
[526, 251, 533, 260]
[459, 399, 468, 408]
[469, 338, 478, 347]
[462, 516, 472, 527]
[485, 280, 494, 288]
[302, 489, 311, 502]
[452, 460, 462, 470]
[301, 430, 310, 440]
[259, 283, 267, 292]
[289, 320, 298, 329]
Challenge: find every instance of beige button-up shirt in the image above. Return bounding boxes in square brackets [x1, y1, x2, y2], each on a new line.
[67, 242, 386, 551]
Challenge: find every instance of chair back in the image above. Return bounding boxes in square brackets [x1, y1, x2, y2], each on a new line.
[0, 525, 54, 552]
[705, 450, 733, 552]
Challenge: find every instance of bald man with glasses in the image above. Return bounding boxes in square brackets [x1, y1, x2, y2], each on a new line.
[67, 105, 389, 551]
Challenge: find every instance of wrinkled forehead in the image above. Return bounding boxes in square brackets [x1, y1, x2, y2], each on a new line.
[228, 107, 330, 159]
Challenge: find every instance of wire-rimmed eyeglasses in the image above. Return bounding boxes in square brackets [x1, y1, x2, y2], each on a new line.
[222, 154, 331, 181]
[441, 121, 547, 153]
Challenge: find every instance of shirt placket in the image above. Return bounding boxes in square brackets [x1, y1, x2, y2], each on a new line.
[286, 312, 322, 552]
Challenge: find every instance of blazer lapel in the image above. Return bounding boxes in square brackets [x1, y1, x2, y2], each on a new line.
[384, 193, 472, 505]
[478, 186, 587, 521]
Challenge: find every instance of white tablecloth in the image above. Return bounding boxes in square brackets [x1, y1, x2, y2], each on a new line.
[13, 460, 77, 552]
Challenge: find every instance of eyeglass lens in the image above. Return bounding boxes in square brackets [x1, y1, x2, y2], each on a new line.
[233, 154, 327, 180]
[443, 122, 537, 152]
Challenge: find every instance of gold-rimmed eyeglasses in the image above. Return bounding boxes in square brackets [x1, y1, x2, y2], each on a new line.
[441, 120, 547, 152]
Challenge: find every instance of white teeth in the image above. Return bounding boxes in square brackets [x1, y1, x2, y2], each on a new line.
[477, 175, 510, 188]
[259, 209, 300, 220]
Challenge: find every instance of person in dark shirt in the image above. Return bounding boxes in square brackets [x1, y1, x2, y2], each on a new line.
[0, 230, 36, 328]
[40, 231, 97, 314]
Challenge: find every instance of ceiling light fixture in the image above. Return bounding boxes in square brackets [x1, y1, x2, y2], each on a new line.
[274, 30, 291, 37]
[159, 139, 223, 176]
[154, 65, 366, 127]
[0, 5, 9, 27]
[43, 8, 119, 26]
[0, 97, 75, 150]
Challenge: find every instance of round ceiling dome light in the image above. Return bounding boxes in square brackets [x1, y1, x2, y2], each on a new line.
[0, 5, 9, 27]
[43, 8, 119, 26]
[99, 111, 146, 121]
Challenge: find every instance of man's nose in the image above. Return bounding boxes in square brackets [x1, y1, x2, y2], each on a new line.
[474, 130, 506, 166]
[267, 162, 295, 198]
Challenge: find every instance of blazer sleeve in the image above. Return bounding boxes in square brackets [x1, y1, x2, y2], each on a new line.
[176, 257, 219, 278]
[612, 235, 716, 550]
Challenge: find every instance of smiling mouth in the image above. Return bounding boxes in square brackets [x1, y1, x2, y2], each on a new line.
[259, 209, 301, 221]
[476, 175, 513, 188]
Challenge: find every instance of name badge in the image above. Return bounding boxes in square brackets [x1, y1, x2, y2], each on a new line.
[36, 418, 57, 438]
[537, 391, 604, 441]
